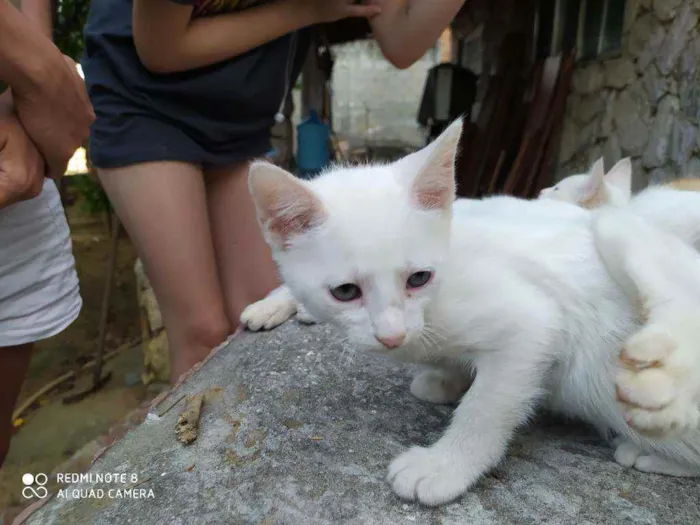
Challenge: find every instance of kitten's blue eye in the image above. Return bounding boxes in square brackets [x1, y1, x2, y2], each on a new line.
[330, 283, 362, 302]
[407, 271, 432, 289]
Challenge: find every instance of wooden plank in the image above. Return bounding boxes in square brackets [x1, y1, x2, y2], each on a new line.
[502, 55, 561, 196]
[527, 51, 576, 197]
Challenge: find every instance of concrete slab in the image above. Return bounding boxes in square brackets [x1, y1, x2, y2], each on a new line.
[22, 322, 700, 524]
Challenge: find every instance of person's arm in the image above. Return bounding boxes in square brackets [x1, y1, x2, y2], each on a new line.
[20, 0, 53, 38]
[369, 0, 466, 70]
[133, 0, 381, 74]
[0, 0, 93, 180]
[0, 0, 58, 91]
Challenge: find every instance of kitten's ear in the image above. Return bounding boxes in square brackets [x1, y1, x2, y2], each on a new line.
[605, 158, 632, 197]
[248, 162, 327, 249]
[579, 157, 606, 203]
[411, 118, 462, 211]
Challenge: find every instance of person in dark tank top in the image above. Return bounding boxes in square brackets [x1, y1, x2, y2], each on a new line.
[47, 0, 467, 382]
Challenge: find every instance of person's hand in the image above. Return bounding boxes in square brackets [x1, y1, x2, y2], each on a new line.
[11, 53, 94, 181]
[297, 0, 382, 24]
[0, 97, 45, 210]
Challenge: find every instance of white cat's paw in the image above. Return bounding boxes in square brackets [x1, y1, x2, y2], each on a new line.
[240, 286, 297, 332]
[613, 439, 642, 468]
[295, 303, 317, 325]
[613, 440, 700, 476]
[616, 322, 700, 438]
[387, 445, 474, 506]
[410, 369, 470, 404]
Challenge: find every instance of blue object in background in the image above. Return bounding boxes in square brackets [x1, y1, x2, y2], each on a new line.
[296, 110, 330, 178]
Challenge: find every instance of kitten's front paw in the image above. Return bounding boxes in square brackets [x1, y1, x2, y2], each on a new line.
[410, 369, 471, 404]
[617, 322, 700, 438]
[387, 446, 475, 506]
[240, 286, 297, 331]
[295, 303, 317, 325]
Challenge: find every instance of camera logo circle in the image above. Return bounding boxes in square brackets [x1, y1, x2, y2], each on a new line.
[22, 473, 48, 499]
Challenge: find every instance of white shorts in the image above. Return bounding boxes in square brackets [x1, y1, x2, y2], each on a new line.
[0, 179, 82, 347]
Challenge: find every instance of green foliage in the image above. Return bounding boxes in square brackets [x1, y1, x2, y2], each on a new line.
[71, 175, 111, 214]
[53, 0, 108, 213]
[53, 0, 90, 60]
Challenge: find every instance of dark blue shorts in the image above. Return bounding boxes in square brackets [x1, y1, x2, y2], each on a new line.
[87, 85, 273, 169]
[82, 0, 309, 169]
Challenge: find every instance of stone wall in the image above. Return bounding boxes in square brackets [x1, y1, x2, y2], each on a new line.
[559, 0, 700, 189]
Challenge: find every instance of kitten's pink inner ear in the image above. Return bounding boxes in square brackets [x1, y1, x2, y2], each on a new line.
[249, 162, 326, 245]
[580, 157, 605, 201]
[412, 119, 461, 210]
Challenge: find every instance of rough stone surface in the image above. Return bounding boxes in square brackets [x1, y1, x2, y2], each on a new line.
[643, 95, 679, 167]
[573, 94, 605, 124]
[559, 0, 700, 186]
[20, 322, 700, 525]
[682, 156, 700, 175]
[628, 13, 656, 59]
[641, 66, 668, 103]
[656, 5, 698, 75]
[638, 25, 667, 71]
[603, 58, 636, 88]
[649, 166, 677, 183]
[558, 119, 578, 164]
[654, 0, 684, 21]
[625, 0, 642, 33]
[600, 92, 616, 138]
[671, 118, 698, 167]
[613, 89, 650, 155]
[572, 64, 604, 95]
[631, 158, 648, 191]
[603, 135, 622, 168]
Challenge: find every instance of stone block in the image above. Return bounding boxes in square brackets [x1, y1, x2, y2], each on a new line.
[657, 5, 698, 75]
[603, 58, 636, 88]
[643, 94, 679, 167]
[21, 323, 700, 525]
[572, 63, 603, 94]
[653, 0, 683, 21]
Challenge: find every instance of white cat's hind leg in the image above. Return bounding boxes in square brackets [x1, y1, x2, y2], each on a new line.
[617, 321, 700, 438]
[410, 368, 472, 405]
[240, 285, 298, 331]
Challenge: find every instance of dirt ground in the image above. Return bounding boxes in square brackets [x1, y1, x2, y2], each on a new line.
[0, 179, 157, 512]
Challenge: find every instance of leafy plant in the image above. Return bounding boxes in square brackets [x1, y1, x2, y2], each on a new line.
[70, 175, 111, 214]
[53, 0, 90, 61]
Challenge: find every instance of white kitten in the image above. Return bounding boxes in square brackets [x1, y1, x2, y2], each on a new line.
[539, 157, 632, 208]
[247, 119, 700, 506]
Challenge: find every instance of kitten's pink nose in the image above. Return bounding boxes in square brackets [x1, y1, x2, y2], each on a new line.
[375, 332, 406, 349]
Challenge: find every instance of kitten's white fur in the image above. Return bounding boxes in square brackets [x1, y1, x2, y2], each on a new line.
[594, 209, 700, 442]
[539, 157, 632, 208]
[246, 120, 700, 505]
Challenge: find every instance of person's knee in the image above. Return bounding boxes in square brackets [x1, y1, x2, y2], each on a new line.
[182, 313, 231, 351]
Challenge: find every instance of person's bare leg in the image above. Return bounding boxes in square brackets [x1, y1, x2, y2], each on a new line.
[99, 162, 231, 382]
[0, 344, 32, 468]
[205, 162, 280, 327]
